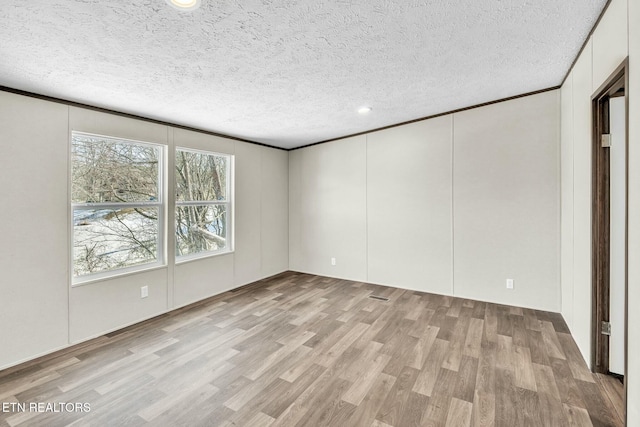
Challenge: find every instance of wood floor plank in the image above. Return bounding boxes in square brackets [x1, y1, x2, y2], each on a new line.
[557, 333, 596, 383]
[412, 338, 449, 396]
[483, 304, 499, 344]
[472, 390, 496, 427]
[513, 345, 537, 391]
[540, 321, 567, 360]
[462, 317, 483, 359]
[262, 364, 327, 419]
[421, 367, 457, 425]
[242, 411, 275, 427]
[549, 357, 588, 409]
[376, 366, 421, 427]
[452, 355, 479, 403]
[292, 376, 356, 427]
[444, 397, 472, 427]
[346, 373, 396, 427]
[495, 335, 514, 371]
[408, 325, 439, 370]
[523, 308, 542, 332]
[596, 374, 625, 426]
[564, 403, 594, 427]
[494, 367, 518, 427]
[442, 309, 472, 372]
[342, 352, 391, 406]
[316, 322, 368, 368]
[575, 379, 622, 427]
[0, 271, 623, 427]
[475, 340, 496, 395]
[224, 345, 312, 411]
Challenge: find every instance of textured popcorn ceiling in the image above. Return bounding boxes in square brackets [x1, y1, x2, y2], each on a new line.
[0, 0, 606, 149]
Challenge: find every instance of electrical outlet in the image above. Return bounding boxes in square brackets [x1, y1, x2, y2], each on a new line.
[141, 285, 149, 298]
[331, 257, 336, 266]
[506, 279, 514, 290]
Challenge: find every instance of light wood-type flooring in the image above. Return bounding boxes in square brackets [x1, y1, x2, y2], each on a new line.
[0, 272, 624, 426]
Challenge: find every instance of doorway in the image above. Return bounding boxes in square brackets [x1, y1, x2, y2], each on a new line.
[591, 58, 628, 418]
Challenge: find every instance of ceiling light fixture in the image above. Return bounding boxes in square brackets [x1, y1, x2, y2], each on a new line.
[166, 0, 201, 11]
[358, 106, 372, 114]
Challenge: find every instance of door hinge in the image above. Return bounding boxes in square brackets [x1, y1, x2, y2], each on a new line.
[601, 321, 611, 336]
[602, 134, 612, 148]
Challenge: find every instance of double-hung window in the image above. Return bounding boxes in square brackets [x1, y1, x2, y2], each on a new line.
[175, 148, 232, 260]
[71, 132, 164, 281]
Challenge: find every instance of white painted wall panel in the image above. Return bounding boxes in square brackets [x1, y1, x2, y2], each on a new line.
[366, 117, 453, 295]
[234, 142, 262, 286]
[0, 93, 70, 369]
[290, 90, 560, 312]
[592, 0, 628, 92]
[70, 268, 168, 342]
[261, 147, 289, 278]
[569, 40, 594, 366]
[70, 107, 169, 145]
[560, 74, 575, 329]
[299, 137, 367, 281]
[173, 128, 235, 154]
[174, 253, 235, 308]
[453, 91, 560, 311]
[172, 128, 238, 302]
[289, 149, 303, 271]
[608, 97, 626, 376]
[68, 107, 170, 344]
[0, 92, 290, 369]
[626, 0, 640, 423]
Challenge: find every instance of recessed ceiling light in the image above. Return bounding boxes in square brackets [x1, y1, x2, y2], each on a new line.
[166, 0, 201, 11]
[358, 106, 372, 114]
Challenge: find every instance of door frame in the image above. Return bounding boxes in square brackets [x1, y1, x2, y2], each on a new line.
[591, 57, 628, 411]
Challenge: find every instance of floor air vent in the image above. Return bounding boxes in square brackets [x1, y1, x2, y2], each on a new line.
[368, 295, 390, 301]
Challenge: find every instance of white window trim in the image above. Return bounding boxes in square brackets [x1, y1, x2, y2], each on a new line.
[71, 131, 167, 285]
[174, 147, 234, 262]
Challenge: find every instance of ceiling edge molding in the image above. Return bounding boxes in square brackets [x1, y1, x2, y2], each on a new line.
[2, 84, 562, 152]
[559, 0, 612, 88]
[0, 85, 287, 152]
[290, 86, 561, 151]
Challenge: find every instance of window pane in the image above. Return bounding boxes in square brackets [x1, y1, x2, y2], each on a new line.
[72, 134, 160, 203]
[176, 205, 227, 257]
[73, 208, 159, 277]
[175, 150, 227, 202]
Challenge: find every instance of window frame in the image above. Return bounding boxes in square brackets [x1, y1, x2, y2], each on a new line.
[174, 147, 234, 263]
[70, 131, 167, 285]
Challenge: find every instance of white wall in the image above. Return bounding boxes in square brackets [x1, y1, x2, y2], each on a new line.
[291, 136, 368, 282]
[560, 73, 574, 329]
[608, 96, 626, 376]
[560, 0, 640, 424]
[0, 92, 289, 370]
[567, 39, 594, 365]
[290, 90, 561, 312]
[559, 0, 628, 369]
[67, 107, 172, 341]
[453, 93, 560, 310]
[626, 0, 639, 423]
[366, 116, 453, 295]
[0, 92, 70, 368]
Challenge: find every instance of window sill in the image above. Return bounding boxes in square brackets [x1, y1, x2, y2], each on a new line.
[175, 249, 234, 266]
[71, 263, 167, 287]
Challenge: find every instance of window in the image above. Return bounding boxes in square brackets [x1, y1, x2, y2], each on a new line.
[175, 148, 232, 259]
[71, 132, 164, 281]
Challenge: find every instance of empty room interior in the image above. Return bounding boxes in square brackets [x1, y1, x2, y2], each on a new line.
[0, 0, 639, 426]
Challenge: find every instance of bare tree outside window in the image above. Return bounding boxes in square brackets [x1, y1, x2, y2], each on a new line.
[71, 135, 232, 281]
[71, 133, 163, 279]
[175, 149, 231, 258]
